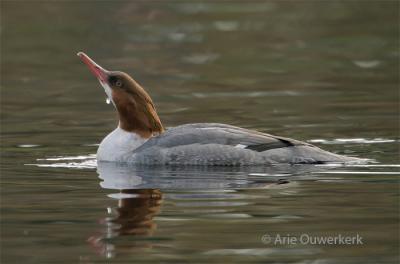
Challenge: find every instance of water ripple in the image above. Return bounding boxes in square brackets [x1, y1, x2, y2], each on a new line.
[308, 138, 397, 144]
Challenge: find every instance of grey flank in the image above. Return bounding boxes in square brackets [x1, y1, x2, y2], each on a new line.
[122, 123, 364, 165]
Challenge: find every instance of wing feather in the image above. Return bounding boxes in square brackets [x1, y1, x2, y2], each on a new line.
[135, 123, 308, 153]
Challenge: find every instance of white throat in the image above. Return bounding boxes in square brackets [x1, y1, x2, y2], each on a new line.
[97, 127, 147, 162]
[100, 81, 116, 108]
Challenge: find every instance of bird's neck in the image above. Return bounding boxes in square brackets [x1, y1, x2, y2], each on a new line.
[112, 90, 164, 138]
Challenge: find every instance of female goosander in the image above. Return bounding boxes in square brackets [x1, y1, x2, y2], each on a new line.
[78, 52, 363, 165]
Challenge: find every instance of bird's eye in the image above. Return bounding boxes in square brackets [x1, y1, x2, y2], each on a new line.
[115, 80, 122, 87]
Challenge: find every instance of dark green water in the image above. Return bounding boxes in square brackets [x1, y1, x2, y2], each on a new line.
[1, 1, 399, 263]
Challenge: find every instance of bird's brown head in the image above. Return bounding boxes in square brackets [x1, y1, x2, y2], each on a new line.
[77, 52, 164, 138]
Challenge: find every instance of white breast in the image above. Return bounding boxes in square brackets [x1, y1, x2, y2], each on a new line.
[97, 127, 147, 162]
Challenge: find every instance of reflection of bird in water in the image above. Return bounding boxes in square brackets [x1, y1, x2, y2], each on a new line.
[112, 189, 162, 236]
[88, 162, 329, 258]
[87, 189, 163, 257]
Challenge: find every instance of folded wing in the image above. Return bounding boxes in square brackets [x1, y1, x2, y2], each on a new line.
[135, 123, 308, 152]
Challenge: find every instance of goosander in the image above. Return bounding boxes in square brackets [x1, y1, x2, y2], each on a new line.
[78, 52, 363, 165]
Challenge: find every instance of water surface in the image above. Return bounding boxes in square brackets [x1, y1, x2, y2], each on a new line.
[1, 2, 399, 263]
